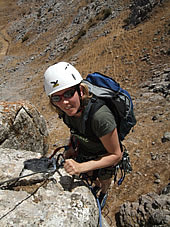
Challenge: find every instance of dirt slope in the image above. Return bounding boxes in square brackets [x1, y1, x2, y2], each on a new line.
[0, 0, 169, 226]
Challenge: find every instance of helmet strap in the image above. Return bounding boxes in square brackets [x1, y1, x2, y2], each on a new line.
[75, 84, 83, 114]
[76, 84, 81, 96]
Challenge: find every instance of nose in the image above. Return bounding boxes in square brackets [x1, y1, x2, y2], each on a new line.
[60, 97, 69, 104]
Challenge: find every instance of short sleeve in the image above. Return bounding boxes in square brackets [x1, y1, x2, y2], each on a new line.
[91, 105, 117, 138]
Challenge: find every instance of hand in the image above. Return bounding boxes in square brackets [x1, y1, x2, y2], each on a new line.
[64, 159, 82, 175]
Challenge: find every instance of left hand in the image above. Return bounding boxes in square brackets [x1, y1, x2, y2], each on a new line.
[64, 159, 82, 175]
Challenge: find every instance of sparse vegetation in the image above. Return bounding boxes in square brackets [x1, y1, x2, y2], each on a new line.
[100, 8, 112, 20]
[22, 34, 29, 43]
[73, 7, 112, 45]
[73, 28, 86, 44]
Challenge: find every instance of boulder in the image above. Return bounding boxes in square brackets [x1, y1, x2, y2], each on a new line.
[116, 184, 170, 226]
[0, 148, 109, 227]
[0, 101, 49, 155]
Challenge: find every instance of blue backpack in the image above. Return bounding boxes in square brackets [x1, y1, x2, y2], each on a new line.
[82, 72, 136, 141]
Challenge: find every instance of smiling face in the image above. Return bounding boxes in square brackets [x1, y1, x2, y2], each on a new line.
[51, 86, 82, 117]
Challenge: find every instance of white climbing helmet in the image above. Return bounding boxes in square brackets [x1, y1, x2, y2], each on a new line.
[44, 62, 83, 96]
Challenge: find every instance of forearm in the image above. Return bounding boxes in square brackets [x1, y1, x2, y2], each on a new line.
[64, 129, 122, 176]
[64, 152, 122, 176]
[78, 153, 122, 173]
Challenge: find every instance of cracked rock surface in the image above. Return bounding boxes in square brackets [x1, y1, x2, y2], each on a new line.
[0, 101, 49, 155]
[0, 148, 110, 227]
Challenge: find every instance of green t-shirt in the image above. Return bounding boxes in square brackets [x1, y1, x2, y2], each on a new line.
[64, 105, 117, 161]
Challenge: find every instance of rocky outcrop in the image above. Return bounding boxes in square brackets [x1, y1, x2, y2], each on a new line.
[0, 148, 109, 227]
[116, 184, 170, 226]
[7, 0, 125, 61]
[123, 0, 164, 29]
[0, 101, 49, 155]
[145, 67, 170, 97]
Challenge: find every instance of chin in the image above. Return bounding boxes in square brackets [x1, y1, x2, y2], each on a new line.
[65, 109, 77, 116]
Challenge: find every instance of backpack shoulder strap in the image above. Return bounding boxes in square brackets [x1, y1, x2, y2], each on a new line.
[83, 96, 106, 142]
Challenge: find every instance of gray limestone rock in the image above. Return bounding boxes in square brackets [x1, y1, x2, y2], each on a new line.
[117, 185, 170, 226]
[0, 148, 109, 227]
[0, 101, 49, 155]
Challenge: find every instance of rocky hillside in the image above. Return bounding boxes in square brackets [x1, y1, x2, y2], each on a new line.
[0, 0, 169, 226]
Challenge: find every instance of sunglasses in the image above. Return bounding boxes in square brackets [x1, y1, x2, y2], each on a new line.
[51, 88, 77, 103]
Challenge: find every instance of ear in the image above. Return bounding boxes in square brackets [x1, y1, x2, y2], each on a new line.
[79, 85, 84, 97]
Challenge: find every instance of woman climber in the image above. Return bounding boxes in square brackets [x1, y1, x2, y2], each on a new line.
[44, 62, 122, 208]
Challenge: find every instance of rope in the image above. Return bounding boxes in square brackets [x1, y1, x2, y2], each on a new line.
[0, 150, 66, 220]
[0, 171, 50, 189]
[96, 197, 102, 227]
[79, 174, 103, 227]
[48, 145, 67, 159]
[0, 179, 48, 220]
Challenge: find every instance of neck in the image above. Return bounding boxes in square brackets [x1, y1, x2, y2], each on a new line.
[74, 107, 83, 117]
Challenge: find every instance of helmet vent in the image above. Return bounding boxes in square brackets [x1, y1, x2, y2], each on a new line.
[65, 63, 70, 70]
[72, 74, 76, 80]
